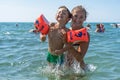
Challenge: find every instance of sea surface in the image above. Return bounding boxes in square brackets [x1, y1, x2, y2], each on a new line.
[0, 22, 120, 80]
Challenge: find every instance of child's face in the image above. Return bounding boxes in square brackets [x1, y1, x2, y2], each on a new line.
[71, 9, 86, 29]
[56, 8, 69, 23]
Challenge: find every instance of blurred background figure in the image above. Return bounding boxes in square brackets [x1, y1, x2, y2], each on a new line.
[110, 23, 120, 28]
[95, 23, 105, 33]
[86, 24, 91, 30]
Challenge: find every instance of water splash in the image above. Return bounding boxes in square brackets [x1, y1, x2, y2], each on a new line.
[85, 64, 97, 72]
[38, 62, 97, 80]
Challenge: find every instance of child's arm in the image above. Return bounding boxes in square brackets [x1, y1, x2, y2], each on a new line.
[40, 22, 54, 42]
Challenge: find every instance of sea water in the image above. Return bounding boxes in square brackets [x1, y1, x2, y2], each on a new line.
[0, 22, 120, 80]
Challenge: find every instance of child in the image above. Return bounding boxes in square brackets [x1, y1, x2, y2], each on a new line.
[40, 6, 71, 68]
[55, 5, 90, 70]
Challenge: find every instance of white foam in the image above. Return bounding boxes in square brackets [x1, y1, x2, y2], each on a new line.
[38, 63, 97, 79]
[39, 64, 85, 77]
[86, 64, 97, 72]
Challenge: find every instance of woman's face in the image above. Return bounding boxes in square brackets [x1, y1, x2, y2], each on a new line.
[71, 9, 86, 30]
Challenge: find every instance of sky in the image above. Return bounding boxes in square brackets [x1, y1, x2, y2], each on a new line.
[0, 0, 120, 22]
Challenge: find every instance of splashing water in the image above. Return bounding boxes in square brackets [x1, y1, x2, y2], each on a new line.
[86, 64, 97, 72]
[38, 61, 97, 80]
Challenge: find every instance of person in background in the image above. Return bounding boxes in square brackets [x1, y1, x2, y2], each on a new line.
[86, 24, 91, 30]
[95, 24, 100, 32]
[29, 24, 40, 33]
[95, 23, 105, 32]
[100, 23, 105, 32]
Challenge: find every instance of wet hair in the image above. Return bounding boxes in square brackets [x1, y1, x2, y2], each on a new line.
[96, 24, 100, 28]
[58, 6, 72, 18]
[71, 5, 88, 19]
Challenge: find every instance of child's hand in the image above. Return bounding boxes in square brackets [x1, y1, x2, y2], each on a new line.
[40, 34, 46, 42]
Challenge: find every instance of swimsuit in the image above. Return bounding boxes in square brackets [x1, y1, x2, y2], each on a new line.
[47, 51, 64, 65]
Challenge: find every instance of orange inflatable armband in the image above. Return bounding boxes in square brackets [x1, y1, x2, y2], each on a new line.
[67, 28, 88, 43]
[34, 14, 49, 34]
